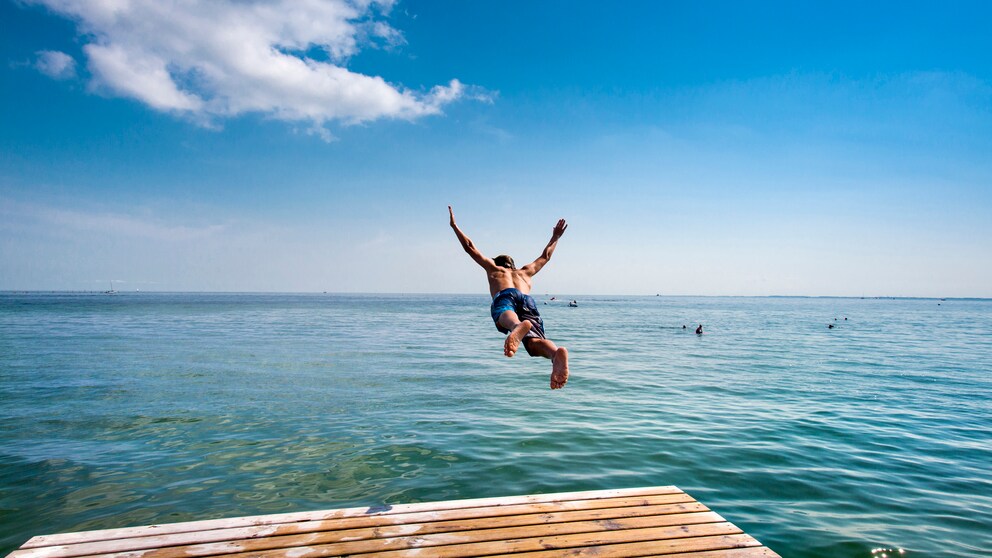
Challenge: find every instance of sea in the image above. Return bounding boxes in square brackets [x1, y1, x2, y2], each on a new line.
[0, 293, 990, 557]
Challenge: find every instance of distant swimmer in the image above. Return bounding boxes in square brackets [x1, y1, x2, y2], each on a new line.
[828, 324, 835, 329]
[695, 324, 703, 334]
[568, 300, 578, 307]
[682, 325, 687, 329]
[449, 206, 570, 390]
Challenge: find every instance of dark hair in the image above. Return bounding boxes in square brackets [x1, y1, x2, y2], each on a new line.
[493, 255, 515, 269]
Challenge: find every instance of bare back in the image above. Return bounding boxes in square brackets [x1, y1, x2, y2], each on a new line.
[487, 267, 534, 297]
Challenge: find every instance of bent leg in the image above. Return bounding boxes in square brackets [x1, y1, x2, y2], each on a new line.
[498, 310, 531, 358]
[523, 338, 569, 390]
[523, 338, 557, 358]
[497, 310, 521, 331]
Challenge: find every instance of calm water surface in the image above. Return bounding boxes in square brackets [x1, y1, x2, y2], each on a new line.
[1, 293, 990, 557]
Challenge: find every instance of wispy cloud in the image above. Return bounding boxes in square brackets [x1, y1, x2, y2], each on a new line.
[25, 0, 484, 137]
[357, 230, 392, 249]
[0, 198, 226, 241]
[33, 49, 76, 79]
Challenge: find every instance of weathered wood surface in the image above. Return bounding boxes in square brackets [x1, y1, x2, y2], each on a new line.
[9, 486, 780, 558]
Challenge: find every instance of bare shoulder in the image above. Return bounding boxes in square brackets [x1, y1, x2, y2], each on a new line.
[518, 262, 539, 276]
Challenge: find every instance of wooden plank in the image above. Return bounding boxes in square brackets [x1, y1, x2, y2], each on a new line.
[9, 495, 704, 558]
[10, 500, 708, 558]
[492, 533, 768, 557]
[213, 521, 745, 558]
[22, 486, 683, 549]
[11, 495, 696, 558]
[47, 513, 729, 558]
[10, 486, 781, 558]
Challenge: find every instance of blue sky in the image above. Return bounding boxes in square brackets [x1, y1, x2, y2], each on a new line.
[1, 0, 990, 296]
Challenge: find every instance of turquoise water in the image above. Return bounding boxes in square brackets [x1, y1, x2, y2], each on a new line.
[1, 293, 990, 557]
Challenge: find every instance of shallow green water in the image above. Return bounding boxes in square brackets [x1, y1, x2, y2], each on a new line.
[1, 293, 990, 557]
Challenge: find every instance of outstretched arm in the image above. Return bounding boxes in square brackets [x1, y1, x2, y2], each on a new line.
[522, 219, 567, 276]
[449, 206, 496, 270]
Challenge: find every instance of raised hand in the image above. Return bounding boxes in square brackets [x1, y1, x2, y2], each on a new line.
[448, 205, 456, 228]
[552, 218, 567, 239]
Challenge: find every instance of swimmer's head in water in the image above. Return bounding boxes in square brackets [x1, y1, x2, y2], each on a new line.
[494, 255, 515, 269]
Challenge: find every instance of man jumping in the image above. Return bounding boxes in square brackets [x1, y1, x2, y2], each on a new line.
[448, 206, 570, 389]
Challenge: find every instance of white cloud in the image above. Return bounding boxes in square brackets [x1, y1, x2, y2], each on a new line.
[34, 49, 76, 79]
[370, 21, 406, 48]
[84, 43, 204, 111]
[29, 0, 473, 134]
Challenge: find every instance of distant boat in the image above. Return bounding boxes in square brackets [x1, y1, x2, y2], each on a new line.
[104, 281, 118, 295]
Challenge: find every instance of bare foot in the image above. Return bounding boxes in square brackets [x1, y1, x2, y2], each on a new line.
[504, 320, 532, 357]
[551, 347, 569, 389]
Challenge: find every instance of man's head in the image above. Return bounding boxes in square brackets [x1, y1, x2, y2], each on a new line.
[493, 255, 516, 269]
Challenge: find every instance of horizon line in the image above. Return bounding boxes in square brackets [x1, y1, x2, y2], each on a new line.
[1, 290, 988, 301]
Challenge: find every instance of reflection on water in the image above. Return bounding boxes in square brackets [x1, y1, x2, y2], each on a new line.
[1, 293, 991, 557]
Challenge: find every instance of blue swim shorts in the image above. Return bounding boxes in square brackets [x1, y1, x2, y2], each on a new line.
[490, 288, 547, 340]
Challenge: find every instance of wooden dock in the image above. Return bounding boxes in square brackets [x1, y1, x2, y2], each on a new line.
[8, 486, 780, 558]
